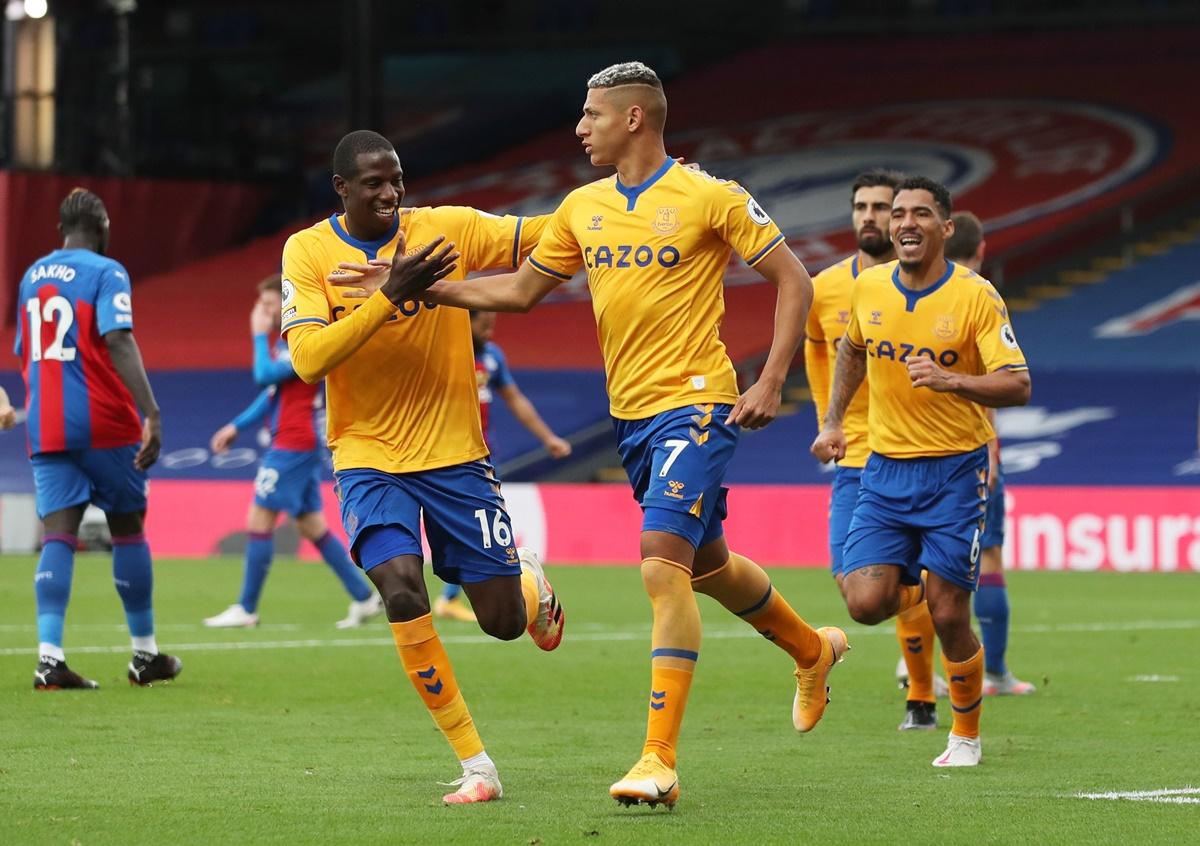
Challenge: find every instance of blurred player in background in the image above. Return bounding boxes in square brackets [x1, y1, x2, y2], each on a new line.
[285, 130, 564, 805]
[377, 61, 844, 809]
[806, 169, 945, 731]
[812, 177, 1031, 767]
[203, 275, 382, 630]
[434, 309, 571, 623]
[944, 211, 1035, 696]
[15, 189, 181, 690]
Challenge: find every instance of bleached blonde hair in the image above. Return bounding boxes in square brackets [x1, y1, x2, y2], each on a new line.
[587, 61, 662, 90]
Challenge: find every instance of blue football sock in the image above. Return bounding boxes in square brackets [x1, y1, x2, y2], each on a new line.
[35, 535, 77, 652]
[113, 534, 156, 638]
[441, 582, 462, 601]
[238, 532, 274, 613]
[315, 531, 372, 602]
[974, 573, 1010, 676]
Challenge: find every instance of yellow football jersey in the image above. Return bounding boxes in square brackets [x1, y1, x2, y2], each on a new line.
[527, 158, 786, 420]
[844, 260, 1027, 458]
[807, 255, 871, 468]
[281, 207, 545, 473]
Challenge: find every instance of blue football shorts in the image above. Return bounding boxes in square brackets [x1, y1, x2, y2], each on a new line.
[253, 448, 323, 517]
[31, 444, 148, 519]
[334, 458, 520, 584]
[612, 403, 739, 550]
[980, 468, 1005, 550]
[827, 465, 863, 577]
[842, 445, 989, 592]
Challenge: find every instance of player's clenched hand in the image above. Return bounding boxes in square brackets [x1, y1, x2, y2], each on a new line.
[136, 412, 162, 471]
[250, 300, 273, 335]
[210, 423, 237, 455]
[0, 402, 16, 430]
[544, 435, 572, 459]
[726, 380, 782, 430]
[907, 356, 957, 392]
[810, 425, 846, 463]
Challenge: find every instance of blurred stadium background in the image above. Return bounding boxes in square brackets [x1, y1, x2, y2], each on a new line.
[1, 2, 1199, 843]
[1, 0, 1196, 569]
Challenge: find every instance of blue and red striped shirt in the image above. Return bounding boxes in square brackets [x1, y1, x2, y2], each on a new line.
[229, 334, 321, 452]
[14, 249, 141, 455]
[474, 341, 514, 446]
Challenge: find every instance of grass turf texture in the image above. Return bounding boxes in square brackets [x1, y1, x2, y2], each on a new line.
[0, 557, 1196, 845]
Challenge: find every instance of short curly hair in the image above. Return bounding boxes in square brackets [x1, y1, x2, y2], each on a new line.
[587, 61, 662, 90]
[332, 130, 394, 180]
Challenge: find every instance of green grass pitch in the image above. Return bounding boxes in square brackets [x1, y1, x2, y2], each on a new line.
[0, 557, 1197, 844]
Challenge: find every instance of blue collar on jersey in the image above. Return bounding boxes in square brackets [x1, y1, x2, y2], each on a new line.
[891, 260, 955, 312]
[329, 213, 400, 260]
[851, 256, 859, 278]
[614, 157, 675, 212]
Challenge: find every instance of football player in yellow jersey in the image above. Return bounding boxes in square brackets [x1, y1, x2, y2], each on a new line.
[341, 62, 846, 809]
[281, 130, 567, 805]
[812, 177, 1031, 767]
[806, 169, 944, 732]
[945, 211, 1036, 698]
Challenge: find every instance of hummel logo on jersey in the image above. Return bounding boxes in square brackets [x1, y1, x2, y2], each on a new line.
[869, 310, 883, 325]
[587, 215, 604, 231]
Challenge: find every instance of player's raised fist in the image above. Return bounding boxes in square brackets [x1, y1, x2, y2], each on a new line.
[250, 299, 274, 335]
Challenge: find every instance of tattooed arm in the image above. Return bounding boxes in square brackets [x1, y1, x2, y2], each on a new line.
[810, 338, 867, 462]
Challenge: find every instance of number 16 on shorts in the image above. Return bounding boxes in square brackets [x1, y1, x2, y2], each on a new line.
[474, 508, 512, 549]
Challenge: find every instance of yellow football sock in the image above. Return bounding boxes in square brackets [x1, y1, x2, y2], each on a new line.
[391, 615, 484, 761]
[896, 600, 936, 703]
[942, 646, 985, 739]
[641, 557, 701, 770]
[897, 582, 925, 615]
[692, 551, 822, 667]
[643, 665, 694, 770]
[520, 568, 539, 627]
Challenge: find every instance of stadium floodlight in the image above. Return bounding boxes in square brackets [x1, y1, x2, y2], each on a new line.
[4, 0, 24, 21]
[23, 0, 46, 19]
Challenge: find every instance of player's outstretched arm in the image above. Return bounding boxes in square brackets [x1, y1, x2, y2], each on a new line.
[498, 384, 572, 459]
[291, 237, 460, 383]
[332, 258, 559, 314]
[429, 261, 561, 312]
[811, 339, 866, 462]
[727, 245, 814, 429]
[211, 389, 271, 453]
[104, 329, 162, 470]
[0, 385, 16, 430]
[907, 358, 1031, 407]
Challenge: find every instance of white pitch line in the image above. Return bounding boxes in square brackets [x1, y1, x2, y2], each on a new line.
[0, 623, 303, 633]
[1076, 787, 1200, 804]
[0, 618, 1196, 658]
